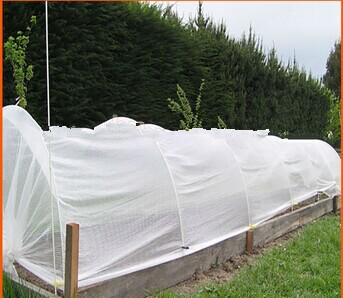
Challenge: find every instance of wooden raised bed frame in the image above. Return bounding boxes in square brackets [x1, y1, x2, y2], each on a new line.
[5, 195, 341, 298]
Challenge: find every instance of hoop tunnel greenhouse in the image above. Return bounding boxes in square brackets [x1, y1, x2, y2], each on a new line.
[3, 105, 341, 288]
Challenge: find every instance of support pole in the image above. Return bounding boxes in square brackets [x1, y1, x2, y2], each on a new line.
[45, 1, 51, 127]
[64, 223, 79, 298]
[246, 230, 254, 254]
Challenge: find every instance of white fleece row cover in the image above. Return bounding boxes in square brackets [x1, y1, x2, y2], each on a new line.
[3, 105, 341, 288]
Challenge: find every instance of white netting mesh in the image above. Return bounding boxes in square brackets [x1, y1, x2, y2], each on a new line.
[3, 106, 63, 285]
[3, 106, 341, 288]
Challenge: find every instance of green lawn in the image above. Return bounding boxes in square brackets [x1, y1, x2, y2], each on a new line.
[157, 214, 340, 298]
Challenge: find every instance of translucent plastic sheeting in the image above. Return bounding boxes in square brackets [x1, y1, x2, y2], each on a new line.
[3, 105, 341, 288]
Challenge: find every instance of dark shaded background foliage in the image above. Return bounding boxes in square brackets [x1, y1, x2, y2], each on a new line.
[4, 2, 331, 140]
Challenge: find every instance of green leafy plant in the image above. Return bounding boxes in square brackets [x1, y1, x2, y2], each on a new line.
[217, 116, 227, 129]
[324, 89, 340, 147]
[168, 80, 232, 130]
[167, 79, 204, 130]
[4, 15, 36, 108]
[279, 130, 290, 139]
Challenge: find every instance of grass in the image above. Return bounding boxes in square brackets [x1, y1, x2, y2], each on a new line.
[3, 273, 44, 298]
[156, 214, 340, 298]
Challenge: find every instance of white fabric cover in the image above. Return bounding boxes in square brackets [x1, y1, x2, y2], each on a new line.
[3, 105, 341, 288]
[3, 106, 63, 284]
[94, 116, 137, 130]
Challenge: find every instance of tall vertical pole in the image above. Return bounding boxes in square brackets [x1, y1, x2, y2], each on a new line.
[45, 1, 50, 127]
[45, 3, 57, 296]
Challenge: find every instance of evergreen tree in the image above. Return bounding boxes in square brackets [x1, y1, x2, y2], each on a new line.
[323, 41, 341, 99]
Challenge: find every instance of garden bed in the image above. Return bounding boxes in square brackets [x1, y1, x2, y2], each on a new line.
[7, 194, 340, 298]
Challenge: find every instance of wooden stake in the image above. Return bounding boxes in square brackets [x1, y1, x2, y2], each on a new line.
[246, 230, 254, 254]
[64, 223, 79, 298]
[333, 196, 337, 215]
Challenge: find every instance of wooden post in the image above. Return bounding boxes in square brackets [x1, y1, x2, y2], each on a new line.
[333, 196, 337, 215]
[64, 223, 79, 298]
[246, 230, 254, 254]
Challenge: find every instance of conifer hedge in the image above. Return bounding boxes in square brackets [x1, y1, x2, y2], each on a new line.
[4, 2, 331, 140]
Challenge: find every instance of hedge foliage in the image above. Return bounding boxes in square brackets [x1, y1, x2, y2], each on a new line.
[4, 2, 332, 140]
